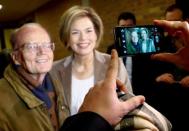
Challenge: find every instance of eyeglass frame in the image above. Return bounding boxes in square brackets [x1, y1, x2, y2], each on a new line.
[14, 42, 55, 53]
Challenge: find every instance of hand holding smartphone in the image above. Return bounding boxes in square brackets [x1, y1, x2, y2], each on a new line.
[114, 25, 164, 56]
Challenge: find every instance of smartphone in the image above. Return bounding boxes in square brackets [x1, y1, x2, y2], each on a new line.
[113, 25, 164, 56]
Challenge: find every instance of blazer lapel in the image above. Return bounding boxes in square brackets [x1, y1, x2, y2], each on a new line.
[60, 57, 72, 109]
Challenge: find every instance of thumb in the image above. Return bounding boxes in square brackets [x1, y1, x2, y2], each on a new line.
[121, 95, 145, 115]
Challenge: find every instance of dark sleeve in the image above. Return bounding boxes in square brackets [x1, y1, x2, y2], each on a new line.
[59, 112, 114, 131]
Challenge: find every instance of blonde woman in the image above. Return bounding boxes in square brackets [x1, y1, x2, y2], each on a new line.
[51, 5, 132, 115]
[50, 5, 171, 131]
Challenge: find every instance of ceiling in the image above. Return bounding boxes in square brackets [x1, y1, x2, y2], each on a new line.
[0, 0, 52, 23]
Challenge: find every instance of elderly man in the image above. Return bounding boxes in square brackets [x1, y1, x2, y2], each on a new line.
[0, 23, 66, 131]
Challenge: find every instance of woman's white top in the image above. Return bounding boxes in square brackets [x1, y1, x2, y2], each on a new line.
[70, 75, 94, 115]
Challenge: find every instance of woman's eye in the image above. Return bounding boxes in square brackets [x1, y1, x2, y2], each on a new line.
[71, 31, 79, 35]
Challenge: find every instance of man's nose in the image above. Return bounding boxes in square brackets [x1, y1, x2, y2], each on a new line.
[36, 45, 45, 54]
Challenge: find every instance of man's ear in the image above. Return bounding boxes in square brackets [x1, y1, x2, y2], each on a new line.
[10, 52, 21, 65]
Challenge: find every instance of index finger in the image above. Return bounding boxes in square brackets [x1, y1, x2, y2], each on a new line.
[154, 20, 189, 43]
[151, 52, 177, 63]
[104, 49, 119, 84]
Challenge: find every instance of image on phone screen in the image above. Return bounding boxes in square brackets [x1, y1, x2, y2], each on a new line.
[114, 25, 164, 56]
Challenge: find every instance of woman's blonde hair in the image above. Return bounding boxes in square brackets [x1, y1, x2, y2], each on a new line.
[59, 5, 104, 49]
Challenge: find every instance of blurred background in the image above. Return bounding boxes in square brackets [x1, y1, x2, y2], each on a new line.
[0, 0, 188, 60]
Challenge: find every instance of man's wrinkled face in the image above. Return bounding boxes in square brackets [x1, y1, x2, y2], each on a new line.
[12, 26, 54, 75]
[131, 31, 138, 43]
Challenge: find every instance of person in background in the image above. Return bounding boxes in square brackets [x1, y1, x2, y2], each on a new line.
[161, 4, 185, 52]
[131, 4, 187, 101]
[107, 12, 136, 82]
[151, 18, 189, 131]
[50, 5, 171, 131]
[152, 20, 189, 71]
[0, 23, 65, 131]
[155, 3, 189, 88]
[165, 4, 184, 21]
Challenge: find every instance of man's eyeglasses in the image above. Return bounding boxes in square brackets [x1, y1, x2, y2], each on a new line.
[14, 42, 55, 52]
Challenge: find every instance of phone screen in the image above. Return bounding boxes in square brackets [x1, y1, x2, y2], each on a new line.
[114, 25, 164, 56]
